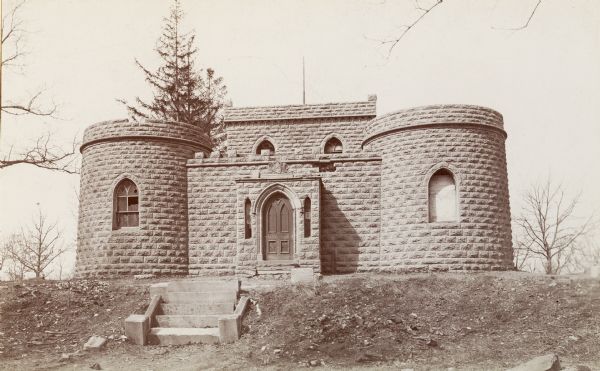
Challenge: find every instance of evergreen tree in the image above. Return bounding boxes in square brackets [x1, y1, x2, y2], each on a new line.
[119, 0, 227, 147]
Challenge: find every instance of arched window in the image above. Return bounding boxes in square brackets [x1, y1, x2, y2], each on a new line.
[324, 137, 343, 154]
[114, 179, 139, 229]
[428, 169, 457, 222]
[304, 197, 311, 237]
[244, 198, 252, 239]
[256, 140, 275, 155]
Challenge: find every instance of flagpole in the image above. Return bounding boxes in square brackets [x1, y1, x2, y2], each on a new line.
[302, 57, 306, 105]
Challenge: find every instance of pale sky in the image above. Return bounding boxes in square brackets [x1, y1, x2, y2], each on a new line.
[1, 0, 599, 276]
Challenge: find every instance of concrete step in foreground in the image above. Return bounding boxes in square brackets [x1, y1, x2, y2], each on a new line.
[160, 302, 234, 315]
[155, 314, 221, 328]
[147, 327, 220, 345]
[161, 291, 237, 304]
[129, 279, 245, 346]
[150, 280, 239, 296]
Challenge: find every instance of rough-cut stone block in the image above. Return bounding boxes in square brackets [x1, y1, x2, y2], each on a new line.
[506, 354, 560, 371]
[291, 267, 314, 284]
[148, 282, 167, 297]
[124, 315, 148, 345]
[83, 335, 108, 350]
[148, 327, 220, 345]
[218, 315, 239, 343]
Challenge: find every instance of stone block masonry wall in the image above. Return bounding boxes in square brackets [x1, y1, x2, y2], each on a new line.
[76, 101, 514, 276]
[319, 159, 382, 274]
[235, 175, 321, 276]
[224, 100, 377, 157]
[76, 120, 211, 277]
[187, 161, 264, 275]
[364, 105, 513, 271]
[187, 155, 322, 276]
[187, 154, 381, 276]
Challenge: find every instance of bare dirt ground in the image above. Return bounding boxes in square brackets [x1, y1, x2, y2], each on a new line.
[1, 272, 599, 370]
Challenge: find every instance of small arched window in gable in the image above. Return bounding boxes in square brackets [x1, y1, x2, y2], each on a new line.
[428, 169, 457, 222]
[114, 179, 139, 229]
[244, 198, 252, 239]
[324, 137, 343, 154]
[256, 140, 275, 155]
[304, 197, 311, 237]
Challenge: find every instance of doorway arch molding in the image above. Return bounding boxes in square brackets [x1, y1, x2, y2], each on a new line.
[253, 183, 302, 261]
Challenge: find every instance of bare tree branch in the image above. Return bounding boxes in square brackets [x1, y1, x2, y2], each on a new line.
[1, 1, 79, 174]
[381, 0, 444, 55]
[1, 0, 27, 67]
[2, 0, 57, 117]
[0, 133, 79, 174]
[493, 0, 543, 31]
[0, 0, 56, 116]
[1, 89, 57, 116]
[377, 0, 544, 56]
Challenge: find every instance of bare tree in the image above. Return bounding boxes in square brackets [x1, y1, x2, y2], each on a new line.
[6, 259, 26, 281]
[1, 0, 77, 173]
[6, 207, 66, 279]
[0, 241, 6, 272]
[54, 251, 74, 280]
[513, 234, 536, 272]
[2, 234, 26, 280]
[515, 178, 593, 274]
[572, 237, 600, 272]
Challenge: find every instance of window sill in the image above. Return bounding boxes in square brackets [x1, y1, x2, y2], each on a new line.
[427, 221, 461, 228]
[112, 226, 141, 234]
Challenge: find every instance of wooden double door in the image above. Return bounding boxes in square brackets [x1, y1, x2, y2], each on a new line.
[263, 194, 293, 260]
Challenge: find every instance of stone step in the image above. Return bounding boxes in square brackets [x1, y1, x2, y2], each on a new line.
[161, 291, 237, 304]
[155, 314, 221, 328]
[256, 260, 299, 267]
[147, 327, 220, 345]
[150, 280, 239, 296]
[256, 269, 292, 276]
[160, 302, 234, 315]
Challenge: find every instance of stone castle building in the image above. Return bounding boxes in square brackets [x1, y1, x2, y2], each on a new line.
[76, 96, 513, 277]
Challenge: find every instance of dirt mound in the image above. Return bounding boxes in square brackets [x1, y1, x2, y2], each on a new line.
[0, 279, 148, 360]
[239, 273, 600, 368]
[1, 273, 599, 370]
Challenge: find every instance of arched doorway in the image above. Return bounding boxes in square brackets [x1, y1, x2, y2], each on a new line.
[262, 193, 294, 260]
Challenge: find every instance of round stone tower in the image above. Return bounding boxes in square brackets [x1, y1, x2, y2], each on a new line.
[363, 104, 513, 271]
[76, 119, 211, 276]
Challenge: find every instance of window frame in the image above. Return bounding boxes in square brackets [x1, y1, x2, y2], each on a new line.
[303, 197, 311, 237]
[256, 140, 275, 155]
[324, 137, 343, 154]
[427, 169, 459, 223]
[113, 178, 140, 230]
[244, 198, 252, 239]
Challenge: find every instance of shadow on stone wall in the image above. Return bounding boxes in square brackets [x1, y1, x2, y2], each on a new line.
[320, 188, 361, 274]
